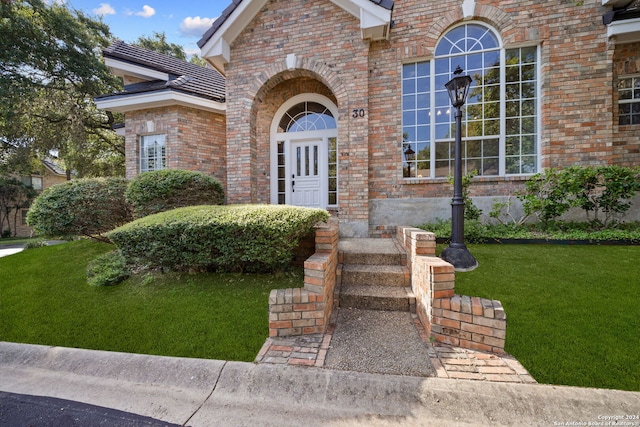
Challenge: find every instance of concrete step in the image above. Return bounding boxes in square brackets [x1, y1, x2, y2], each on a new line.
[339, 285, 416, 312]
[340, 264, 409, 287]
[339, 238, 405, 266]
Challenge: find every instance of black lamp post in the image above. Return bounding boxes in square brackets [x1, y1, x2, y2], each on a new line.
[440, 66, 478, 272]
[404, 145, 415, 177]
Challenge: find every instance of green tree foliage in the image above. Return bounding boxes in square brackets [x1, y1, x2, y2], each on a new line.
[0, 0, 124, 177]
[125, 169, 225, 218]
[134, 31, 187, 60]
[134, 31, 209, 68]
[0, 176, 37, 237]
[27, 178, 132, 241]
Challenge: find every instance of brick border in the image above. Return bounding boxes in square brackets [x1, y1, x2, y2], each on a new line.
[268, 220, 339, 337]
[398, 226, 507, 354]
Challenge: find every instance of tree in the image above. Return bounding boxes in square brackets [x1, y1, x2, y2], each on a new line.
[134, 31, 211, 68]
[134, 31, 187, 60]
[0, 0, 124, 177]
[0, 177, 37, 237]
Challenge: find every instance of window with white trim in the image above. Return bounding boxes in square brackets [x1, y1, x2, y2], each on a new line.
[21, 175, 43, 190]
[402, 23, 538, 178]
[618, 75, 640, 125]
[140, 134, 166, 172]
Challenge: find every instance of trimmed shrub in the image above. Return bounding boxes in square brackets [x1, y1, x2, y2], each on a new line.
[126, 169, 224, 218]
[27, 178, 132, 241]
[86, 250, 130, 286]
[107, 204, 330, 273]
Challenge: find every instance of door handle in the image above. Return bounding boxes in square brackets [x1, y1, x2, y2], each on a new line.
[292, 174, 295, 192]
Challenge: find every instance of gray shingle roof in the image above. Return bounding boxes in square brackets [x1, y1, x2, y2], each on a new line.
[101, 40, 226, 102]
[198, 0, 394, 48]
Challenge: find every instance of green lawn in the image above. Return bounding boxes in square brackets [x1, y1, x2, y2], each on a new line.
[0, 240, 303, 361]
[2, 240, 638, 391]
[454, 244, 640, 392]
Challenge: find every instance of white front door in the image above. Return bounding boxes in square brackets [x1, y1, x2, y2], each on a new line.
[290, 138, 325, 208]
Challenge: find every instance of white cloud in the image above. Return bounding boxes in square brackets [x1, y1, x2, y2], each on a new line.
[180, 16, 217, 37]
[135, 5, 156, 18]
[93, 3, 116, 16]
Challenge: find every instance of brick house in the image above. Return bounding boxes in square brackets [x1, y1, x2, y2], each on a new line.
[96, 0, 640, 237]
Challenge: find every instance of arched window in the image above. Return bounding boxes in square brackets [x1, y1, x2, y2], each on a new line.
[402, 23, 538, 178]
[278, 101, 336, 132]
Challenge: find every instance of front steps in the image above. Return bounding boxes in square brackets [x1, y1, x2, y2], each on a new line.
[338, 238, 415, 312]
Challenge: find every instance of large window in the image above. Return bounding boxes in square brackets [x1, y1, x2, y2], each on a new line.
[402, 23, 538, 178]
[140, 134, 166, 172]
[618, 75, 640, 125]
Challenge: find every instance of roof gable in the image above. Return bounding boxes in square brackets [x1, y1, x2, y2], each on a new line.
[96, 41, 226, 113]
[198, 0, 393, 74]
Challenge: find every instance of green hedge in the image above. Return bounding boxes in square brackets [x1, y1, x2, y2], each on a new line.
[125, 169, 224, 218]
[107, 204, 330, 273]
[27, 178, 132, 240]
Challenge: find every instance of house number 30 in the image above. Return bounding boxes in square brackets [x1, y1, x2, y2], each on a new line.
[352, 108, 365, 118]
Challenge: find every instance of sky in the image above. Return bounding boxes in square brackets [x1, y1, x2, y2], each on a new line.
[66, 0, 231, 57]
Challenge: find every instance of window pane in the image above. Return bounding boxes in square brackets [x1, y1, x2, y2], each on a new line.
[140, 134, 166, 172]
[403, 95, 415, 110]
[406, 24, 538, 178]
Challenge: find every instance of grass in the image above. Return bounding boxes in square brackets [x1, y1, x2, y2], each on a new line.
[3, 238, 639, 391]
[452, 244, 640, 392]
[0, 240, 303, 361]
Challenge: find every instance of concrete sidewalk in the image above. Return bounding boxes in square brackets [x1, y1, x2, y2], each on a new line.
[1, 342, 638, 426]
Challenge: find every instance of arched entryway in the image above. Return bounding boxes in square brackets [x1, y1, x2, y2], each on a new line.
[270, 94, 338, 209]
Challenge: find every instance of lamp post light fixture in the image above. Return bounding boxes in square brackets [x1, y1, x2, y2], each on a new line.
[404, 145, 415, 177]
[440, 66, 478, 272]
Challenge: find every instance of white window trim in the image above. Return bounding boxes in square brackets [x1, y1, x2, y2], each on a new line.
[618, 73, 640, 126]
[139, 134, 167, 173]
[270, 94, 339, 207]
[402, 21, 540, 180]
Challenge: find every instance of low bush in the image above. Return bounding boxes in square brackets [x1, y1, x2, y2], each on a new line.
[519, 165, 640, 227]
[27, 178, 132, 242]
[126, 169, 224, 218]
[23, 239, 47, 249]
[86, 250, 130, 286]
[420, 219, 640, 243]
[107, 204, 330, 273]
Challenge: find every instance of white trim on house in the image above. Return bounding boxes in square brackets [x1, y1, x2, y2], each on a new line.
[607, 17, 640, 44]
[104, 57, 170, 82]
[270, 94, 339, 208]
[602, 0, 632, 6]
[95, 90, 226, 114]
[200, 0, 391, 73]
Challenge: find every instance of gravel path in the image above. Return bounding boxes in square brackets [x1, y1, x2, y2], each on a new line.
[324, 307, 436, 377]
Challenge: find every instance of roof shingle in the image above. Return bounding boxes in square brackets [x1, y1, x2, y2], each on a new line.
[101, 40, 226, 102]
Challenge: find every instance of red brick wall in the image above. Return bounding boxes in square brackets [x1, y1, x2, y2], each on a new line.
[226, 0, 371, 229]
[398, 226, 507, 354]
[368, 0, 614, 202]
[219, 0, 626, 233]
[124, 106, 226, 189]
